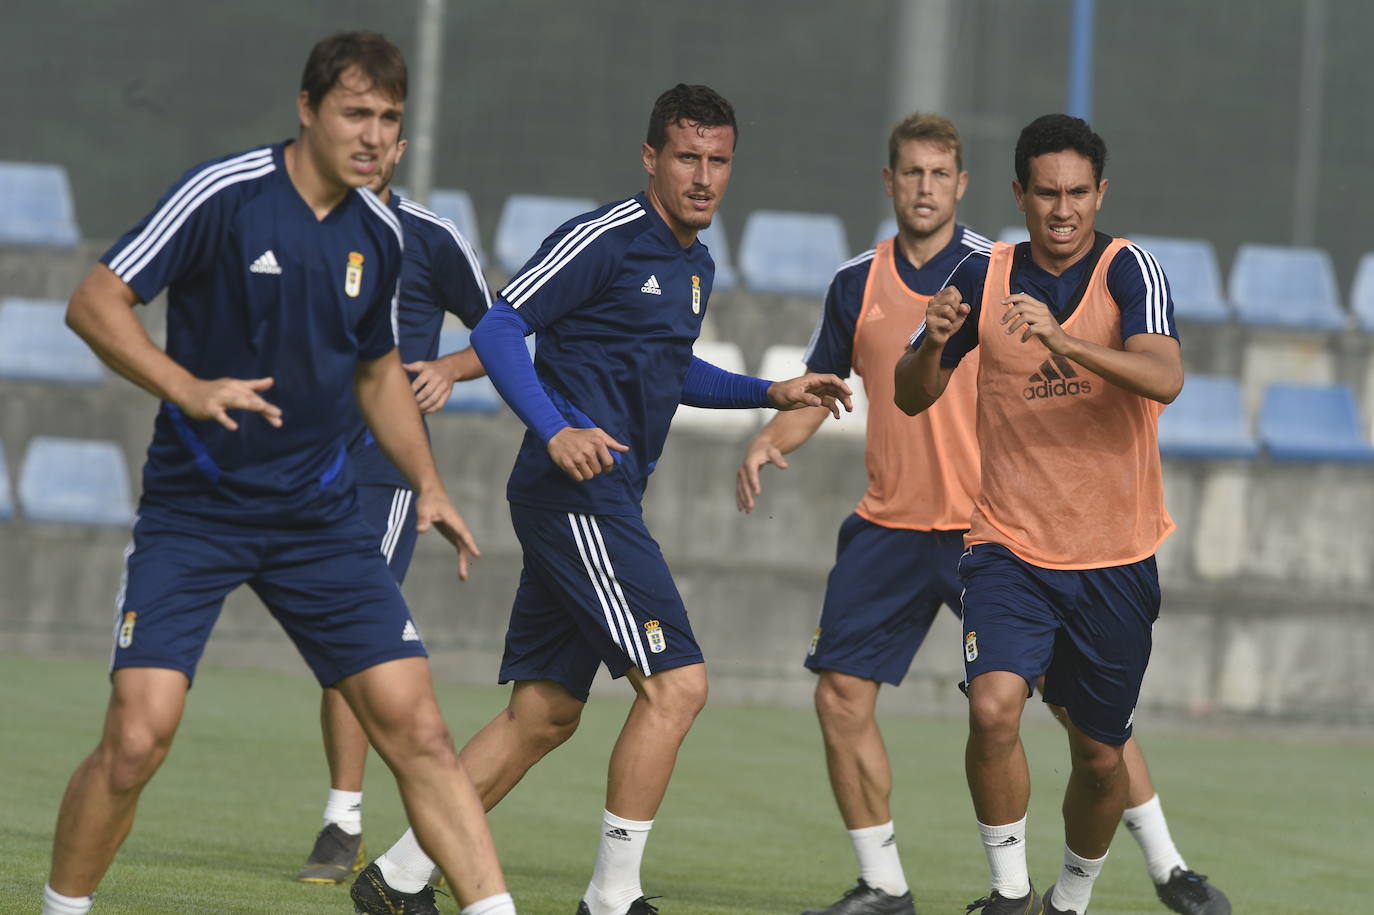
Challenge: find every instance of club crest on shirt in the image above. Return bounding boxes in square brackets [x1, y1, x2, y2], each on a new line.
[345, 251, 364, 298]
[964, 630, 978, 662]
[118, 611, 137, 649]
[691, 275, 701, 314]
[644, 619, 667, 654]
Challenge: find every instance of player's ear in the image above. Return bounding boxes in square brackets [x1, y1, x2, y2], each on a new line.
[641, 142, 657, 177]
[395, 138, 409, 164]
[1095, 178, 1108, 209]
[296, 91, 314, 131]
[1011, 179, 1026, 212]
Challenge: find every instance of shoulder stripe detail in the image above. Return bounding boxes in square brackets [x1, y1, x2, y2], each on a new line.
[1123, 244, 1170, 336]
[357, 188, 403, 343]
[108, 148, 274, 282]
[961, 228, 995, 252]
[398, 198, 491, 306]
[938, 248, 987, 292]
[503, 199, 645, 308]
[833, 248, 877, 276]
[358, 188, 403, 249]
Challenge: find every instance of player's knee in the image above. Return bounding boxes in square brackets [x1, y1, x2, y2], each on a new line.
[511, 704, 582, 755]
[97, 725, 174, 794]
[376, 709, 458, 764]
[967, 691, 1021, 745]
[644, 666, 708, 725]
[1068, 739, 1125, 788]
[813, 674, 874, 731]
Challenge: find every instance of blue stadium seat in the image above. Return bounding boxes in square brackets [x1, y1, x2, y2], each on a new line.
[1157, 375, 1257, 459]
[874, 217, 897, 246]
[1128, 235, 1233, 324]
[1227, 244, 1346, 331]
[696, 217, 737, 292]
[738, 210, 849, 297]
[1348, 253, 1374, 333]
[0, 442, 13, 521]
[0, 297, 104, 383]
[18, 436, 135, 526]
[493, 193, 597, 277]
[438, 327, 502, 413]
[0, 161, 81, 248]
[1257, 383, 1374, 462]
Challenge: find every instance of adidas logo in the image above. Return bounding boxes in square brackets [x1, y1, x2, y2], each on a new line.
[1023, 354, 1092, 400]
[881, 834, 896, 847]
[604, 827, 632, 842]
[401, 620, 421, 642]
[995, 836, 1021, 847]
[249, 250, 282, 275]
[640, 274, 662, 295]
[1066, 865, 1090, 878]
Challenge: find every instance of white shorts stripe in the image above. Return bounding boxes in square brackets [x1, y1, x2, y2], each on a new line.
[109, 517, 139, 670]
[568, 513, 632, 658]
[585, 515, 651, 674]
[380, 488, 411, 563]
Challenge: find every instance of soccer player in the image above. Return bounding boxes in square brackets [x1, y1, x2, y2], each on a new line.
[350, 83, 851, 915]
[741, 115, 1229, 915]
[294, 131, 492, 883]
[893, 114, 1217, 915]
[41, 32, 514, 915]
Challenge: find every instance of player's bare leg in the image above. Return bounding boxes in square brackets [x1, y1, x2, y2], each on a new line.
[808, 670, 913, 912]
[815, 671, 891, 828]
[1049, 711, 1128, 912]
[48, 667, 189, 898]
[296, 687, 371, 882]
[459, 679, 586, 807]
[336, 657, 507, 906]
[573, 662, 707, 915]
[964, 670, 1038, 911]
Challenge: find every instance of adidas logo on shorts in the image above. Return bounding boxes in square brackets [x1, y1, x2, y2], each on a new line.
[401, 619, 421, 642]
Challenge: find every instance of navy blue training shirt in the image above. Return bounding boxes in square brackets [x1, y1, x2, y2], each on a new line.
[805, 225, 993, 377]
[346, 193, 491, 489]
[909, 232, 1179, 364]
[477, 192, 715, 515]
[101, 141, 402, 527]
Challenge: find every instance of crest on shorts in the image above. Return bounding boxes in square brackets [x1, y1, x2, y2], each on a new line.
[345, 251, 364, 298]
[808, 626, 821, 656]
[691, 275, 701, 314]
[118, 611, 137, 649]
[644, 619, 667, 654]
[964, 630, 978, 662]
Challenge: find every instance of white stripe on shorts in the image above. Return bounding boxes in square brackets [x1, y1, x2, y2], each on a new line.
[380, 488, 412, 563]
[568, 513, 651, 674]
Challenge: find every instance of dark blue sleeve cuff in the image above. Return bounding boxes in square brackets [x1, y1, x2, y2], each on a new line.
[680, 356, 773, 408]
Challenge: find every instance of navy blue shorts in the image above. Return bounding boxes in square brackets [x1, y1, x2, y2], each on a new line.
[500, 504, 704, 702]
[958, 543, 1160, 745]
[804, 514, 965, 685]
[111, 508, 427, 687]
[358, 484, 418, 583]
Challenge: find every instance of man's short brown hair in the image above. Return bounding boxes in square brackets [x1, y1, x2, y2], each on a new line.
[888, 112, 962, 170]
[300, 31, 407, 111]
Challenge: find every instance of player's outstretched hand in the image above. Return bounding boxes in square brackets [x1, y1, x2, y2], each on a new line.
[403, 359, 458, 414]
[921, 286, 970, 348]
[736, 438, 789, 513]
[767, 373, 853, 419]
[177, 376, 282, 431]
[547, 427, 630, 482]
[415, 489, 481, 581]
[1000, 293, 1067, 351]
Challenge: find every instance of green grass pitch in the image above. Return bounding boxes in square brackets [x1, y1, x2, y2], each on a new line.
[2, 654, 1367, 913]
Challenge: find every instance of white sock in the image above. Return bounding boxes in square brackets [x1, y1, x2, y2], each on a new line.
[377, 828, 437, 894]
[848, 821, 909, 896]
[323, 788, 363, 835]
[1054, 845, 1108, 913]
[581, 809, 653, 915]
[461, 892, 516, 915]
[1122, 793, 1187, 884]
[42, 884, 92, 915]
[978, 816, 1030, 899]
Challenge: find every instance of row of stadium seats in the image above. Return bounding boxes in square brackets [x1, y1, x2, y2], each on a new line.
[0, 436, 134, 526]
[7, 160, 1374, 331]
